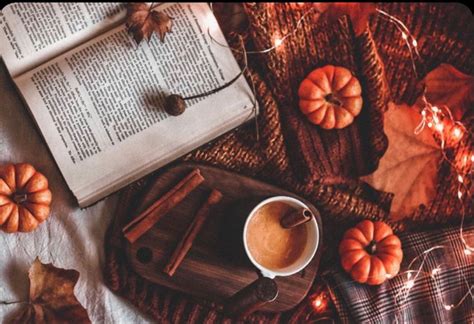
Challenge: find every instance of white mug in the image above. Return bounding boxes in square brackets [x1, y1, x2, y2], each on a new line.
[243, 196, 320, 279]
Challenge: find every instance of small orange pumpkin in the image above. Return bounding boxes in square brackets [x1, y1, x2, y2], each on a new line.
[0, 163, 52, 233]
[298, 65, 363, 129]
[339, 220, 403, 285]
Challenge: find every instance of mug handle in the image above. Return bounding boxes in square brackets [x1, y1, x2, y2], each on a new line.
[224, 276, 278, 318]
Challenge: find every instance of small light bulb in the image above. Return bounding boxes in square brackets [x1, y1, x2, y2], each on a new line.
[453, 127, 462, 138]
[274, 38, 283, 47]
[401, 32, 408, 40]
[458, 191, 463, 199]
[465, 249, 472, 255]
[444, 305, 452, 311]
[406, 280, 415, 289]
[427, 122, 433, 128]
[421, 110, 427, 116]
[311, 294, 326, 312]
[412, 39, 418, 47]
[432, 106, 439, 113]
[435, 123, 444, 132]
[458, 175, 464, 183]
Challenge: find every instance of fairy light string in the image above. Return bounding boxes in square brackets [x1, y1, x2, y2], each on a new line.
[373, 8, 474, 315]
[206, 3, 473, 315]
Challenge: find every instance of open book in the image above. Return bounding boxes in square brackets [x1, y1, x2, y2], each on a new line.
[0, 3, 254, 207]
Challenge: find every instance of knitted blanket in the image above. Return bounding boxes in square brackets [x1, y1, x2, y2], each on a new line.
[104, 3, 473, 322]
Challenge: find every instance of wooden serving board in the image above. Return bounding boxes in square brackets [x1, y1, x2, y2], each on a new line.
[125, 163, 323, 312]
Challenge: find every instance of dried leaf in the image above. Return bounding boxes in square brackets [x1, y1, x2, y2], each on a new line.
[361, 102, 442, 219]
[421, 63, 474, 120]
[13, 258, 91, 324]
[314, 2, 377, 36]
[126, 3, 173, 44]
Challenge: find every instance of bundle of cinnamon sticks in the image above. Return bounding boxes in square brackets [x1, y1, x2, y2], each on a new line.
[122, 168, 222, 276]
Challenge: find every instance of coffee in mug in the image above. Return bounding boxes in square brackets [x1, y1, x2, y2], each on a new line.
[243, 196, 319, 278]
[246, 201, 308, 271]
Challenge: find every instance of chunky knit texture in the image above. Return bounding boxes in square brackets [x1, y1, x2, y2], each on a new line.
[104, 3, 473, 322]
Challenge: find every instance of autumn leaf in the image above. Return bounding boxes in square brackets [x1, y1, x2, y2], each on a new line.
[314, 2, 377, 36]
[13, 258, 91, 324]
[361, 102, 442, 220]
[126, 3, 173, 44]
[420, 63, 474, 120]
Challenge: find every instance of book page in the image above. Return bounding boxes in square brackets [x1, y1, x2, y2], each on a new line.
[14, 3, 254, 207]
[0, 3, 126, 77]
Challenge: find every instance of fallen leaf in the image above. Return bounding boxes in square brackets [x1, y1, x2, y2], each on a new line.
[421, 63, 474, 120]
[361, 102, 442, 219]
[13, 258, 91, 324]
[126, 3, 173, 44]
[314, 2, 377, 36]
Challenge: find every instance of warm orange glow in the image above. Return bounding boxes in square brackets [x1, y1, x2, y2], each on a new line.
[452, 127, 462, 138]
[310, 293, 327, 313]
[274, 37, 283, 47]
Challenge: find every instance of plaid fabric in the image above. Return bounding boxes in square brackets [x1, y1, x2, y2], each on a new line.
[325, 222, 474, 323]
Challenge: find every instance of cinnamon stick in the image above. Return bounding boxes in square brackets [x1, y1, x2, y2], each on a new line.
[164, 189, 223, 276]
[123, 169, 204, 243]
[280, 208, 313, 229]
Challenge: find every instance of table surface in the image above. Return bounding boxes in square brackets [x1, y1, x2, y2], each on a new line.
[0, 62, 151, 323]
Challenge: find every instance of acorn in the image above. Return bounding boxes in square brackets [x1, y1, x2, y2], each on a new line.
[165, 94, 186, 116]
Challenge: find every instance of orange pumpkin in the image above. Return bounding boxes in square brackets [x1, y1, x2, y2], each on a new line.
[298, 65, 363, 129]
[339, 220, 403, 285]
[0, 163, 52, 233]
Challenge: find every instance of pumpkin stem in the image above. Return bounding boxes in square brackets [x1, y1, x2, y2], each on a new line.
[366, 240, 377, 254]
[13, 193, 28, 204]
[325, 93, 342, 106]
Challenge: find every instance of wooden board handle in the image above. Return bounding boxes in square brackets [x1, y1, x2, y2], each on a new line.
[224, 277, 278, 318]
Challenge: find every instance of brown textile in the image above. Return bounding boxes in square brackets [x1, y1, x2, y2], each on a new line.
[104, 3, 473, 322]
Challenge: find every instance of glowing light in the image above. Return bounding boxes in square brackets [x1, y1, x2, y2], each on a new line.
[435, 123, 444, 132]
[432, 106, 439, 113]
[458, 175, 464, 183]
[458, 191, 463, 199]
[452, 127, 462, 138]
[412, 39, 418, 47]
[310, 294, 327, 312]
[471, 154, 474, 162]
[444, 305, 453, 311]
[421, 110, 427, 116]
[274, 37, 283, 48]
[406, 280, 415, 289]
[401, 32, 408, 40]
[427, 122, 433, 128]
[433, 115, 440, 124]
[465, 249, 472, 255]
[431, 268, 440, 276]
